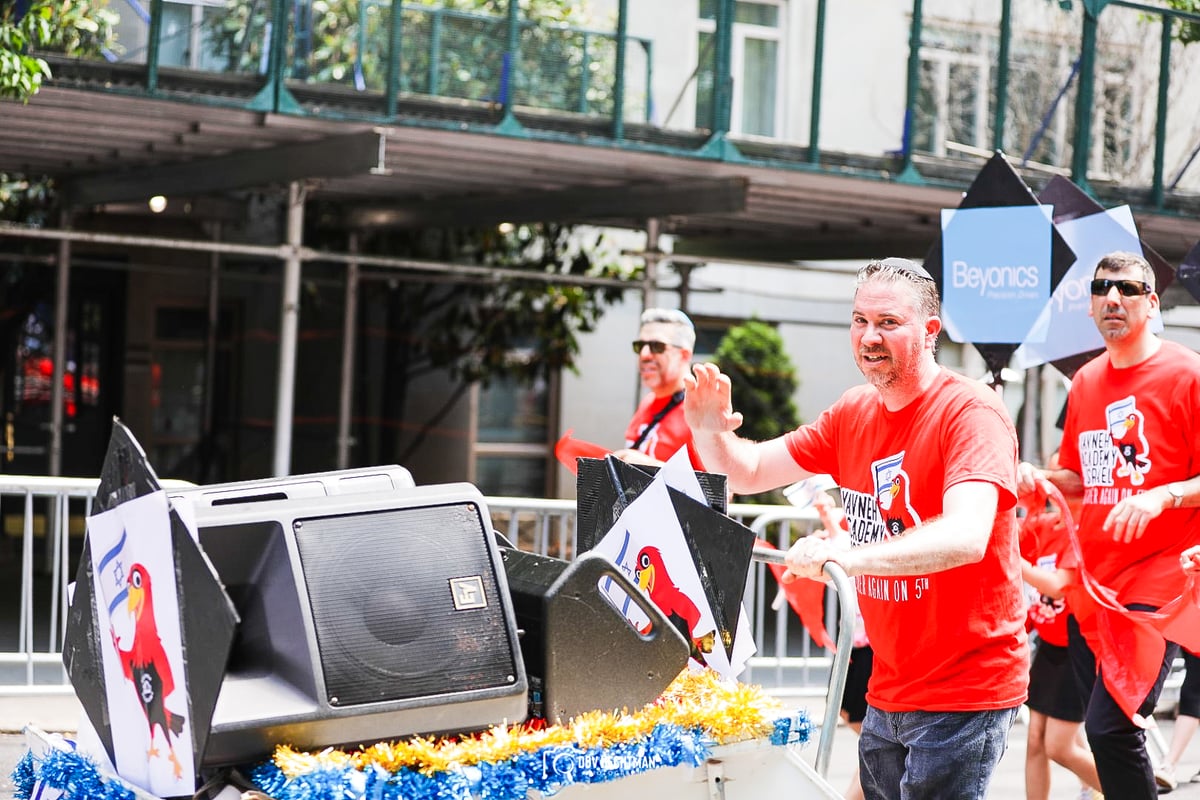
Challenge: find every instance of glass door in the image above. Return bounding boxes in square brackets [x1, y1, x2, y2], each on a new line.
[0, 265, 124, 478]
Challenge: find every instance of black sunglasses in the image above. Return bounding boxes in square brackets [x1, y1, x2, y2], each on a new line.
[632, 339, 673, 354]
[1090, 278, 1152, 297]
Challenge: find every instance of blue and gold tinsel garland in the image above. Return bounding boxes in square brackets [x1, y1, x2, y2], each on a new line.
[14, 670, 811, 800]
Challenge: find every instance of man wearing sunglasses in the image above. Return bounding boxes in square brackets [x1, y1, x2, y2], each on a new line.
[1017, 251, 1200, 799]
[613, 308, 705, 469]
[685, 257, 1027, 800]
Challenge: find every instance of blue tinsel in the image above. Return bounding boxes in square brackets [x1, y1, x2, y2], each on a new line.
[11, 751, 35, 800]
[13, 712, 809, 800]
[14, 748, 136, 800]
[240, 724, 719, 799]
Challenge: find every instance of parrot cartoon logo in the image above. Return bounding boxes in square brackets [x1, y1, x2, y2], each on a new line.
[634, 545, 715, 660]
[873, 452, 921, 537]
[111, 563, 187, 780]
[1029, 592, 1066, 627]
[1107, 398, 1150, 486]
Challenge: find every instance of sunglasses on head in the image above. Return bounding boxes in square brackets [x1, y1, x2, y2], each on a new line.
[632, 340, 673, 354]
[1090, 278, 1152, 297]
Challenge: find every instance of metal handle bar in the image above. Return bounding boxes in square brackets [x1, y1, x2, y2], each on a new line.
[752, 544, 856, 779]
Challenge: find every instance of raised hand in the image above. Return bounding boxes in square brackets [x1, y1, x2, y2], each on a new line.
[683, 363, 744, 436]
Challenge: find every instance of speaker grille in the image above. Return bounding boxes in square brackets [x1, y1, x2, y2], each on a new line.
[294, 502, 518, 707]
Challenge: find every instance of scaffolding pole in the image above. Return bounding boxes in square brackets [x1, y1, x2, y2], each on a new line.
[273, 182, 305, 477]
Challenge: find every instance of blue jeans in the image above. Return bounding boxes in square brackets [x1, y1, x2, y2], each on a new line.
[858, 705, 1019, 800]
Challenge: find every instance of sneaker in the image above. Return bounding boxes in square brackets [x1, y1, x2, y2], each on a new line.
[1155, 763, 1177, 792]
[1191, 768, 1200, 784]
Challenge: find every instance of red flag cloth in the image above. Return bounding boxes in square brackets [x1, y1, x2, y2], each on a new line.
[756, 538, 836, 651]
[554, 430, 611, 475]
[1046, 483, 1200, 726]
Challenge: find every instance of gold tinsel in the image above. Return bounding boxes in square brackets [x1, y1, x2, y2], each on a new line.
[273, 668, 784, 779]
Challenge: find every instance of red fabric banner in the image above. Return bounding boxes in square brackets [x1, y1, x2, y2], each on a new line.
[1047, 483, 1200, 725]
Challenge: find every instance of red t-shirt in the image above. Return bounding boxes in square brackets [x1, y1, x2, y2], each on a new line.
[1017, 502, 1070, 647]
[624, 392, 705, 470]
[783, 368, 1028, 712]
[1058, 340, 1200, 607]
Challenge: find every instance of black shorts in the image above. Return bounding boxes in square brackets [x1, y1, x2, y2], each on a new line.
[1027, 640, 1085, 722]
[841, 645, 873, 724]
[1180, 649, 1200, 719]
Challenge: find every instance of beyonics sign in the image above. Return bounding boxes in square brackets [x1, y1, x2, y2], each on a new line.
[940, 205, 1054, 344]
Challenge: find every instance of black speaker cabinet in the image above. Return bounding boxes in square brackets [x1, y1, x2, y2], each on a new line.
[178, 481, 527, 766]
[500, 548, 689, 723]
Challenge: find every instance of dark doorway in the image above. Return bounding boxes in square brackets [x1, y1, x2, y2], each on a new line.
[0, 261, 126, 478]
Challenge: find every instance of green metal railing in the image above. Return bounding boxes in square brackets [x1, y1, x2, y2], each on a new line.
[56, 1, 1200, 205]
[134, 0, 653, 129]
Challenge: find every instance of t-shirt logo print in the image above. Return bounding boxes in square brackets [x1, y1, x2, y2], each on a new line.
[1106, 395, 1151, 486]
[872, 451, 922, 537]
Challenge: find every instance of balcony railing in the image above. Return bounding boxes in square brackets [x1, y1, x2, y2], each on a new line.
[36, 1, 1200, 213]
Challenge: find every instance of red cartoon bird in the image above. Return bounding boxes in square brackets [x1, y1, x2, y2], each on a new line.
[1110, 412, 1149, 485]
[877, 473, 918, 537]
[634, 545, 714, 659]
[112, 563, 186, 780]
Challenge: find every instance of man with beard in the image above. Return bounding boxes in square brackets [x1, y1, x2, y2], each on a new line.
[1017, 251, 1200, 799]
[684, 257, 1028, 800]
[613, 307, 705, 469]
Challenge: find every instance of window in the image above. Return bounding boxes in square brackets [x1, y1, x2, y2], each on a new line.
[696, 0, 786, 138]
[915, 23, 1135, 177]
[472, 366, 556, 497]
[159, 0, 226, 71]
[1095, 59, 1137, 176]
[914, 28, 989, 158]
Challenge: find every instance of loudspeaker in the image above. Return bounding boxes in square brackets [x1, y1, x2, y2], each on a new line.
[177, 481, 527, 766]
[499, 547, 689, 723]
[166, 464, 416, 508]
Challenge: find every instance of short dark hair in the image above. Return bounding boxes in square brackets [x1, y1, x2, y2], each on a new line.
[1094, 251, 1155, 291]
[856, 257, 940, 318]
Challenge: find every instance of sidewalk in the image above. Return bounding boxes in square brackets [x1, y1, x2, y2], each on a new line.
[0, 692, 81, 734]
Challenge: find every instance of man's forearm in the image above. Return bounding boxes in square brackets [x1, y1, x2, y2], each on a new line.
[691, 430, 763, 493]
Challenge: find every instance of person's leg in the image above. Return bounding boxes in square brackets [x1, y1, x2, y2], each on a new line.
[1025, 710, 1051, 800]
[1066, 615, 1096, 713]
[858, 706, 907, 800]
[1167, 650, 1200, 771]
[844, 720, 865, 800]
[1043, 717, 1101, 793]
[1167, 717, 1199, 767]
[889, 707, 1018, 799]
[841, 645, 872, 800]
[1084, 640, 1179, 799]
[1028, 638, 1098, 794]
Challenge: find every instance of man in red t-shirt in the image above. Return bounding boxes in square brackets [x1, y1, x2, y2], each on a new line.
[1018, 251, 1200, 799]
[614, 308, 705, 470]
[684, 258, 1028, 800]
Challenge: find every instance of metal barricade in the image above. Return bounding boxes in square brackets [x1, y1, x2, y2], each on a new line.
[741, 506, 832, 694]
[0, 480, 837, 706]
[0, 477, 101, 694]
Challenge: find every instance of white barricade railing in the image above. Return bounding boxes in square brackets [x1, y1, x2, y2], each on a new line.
[0, 477, 104, 693]
[1, 480, 838, 707]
